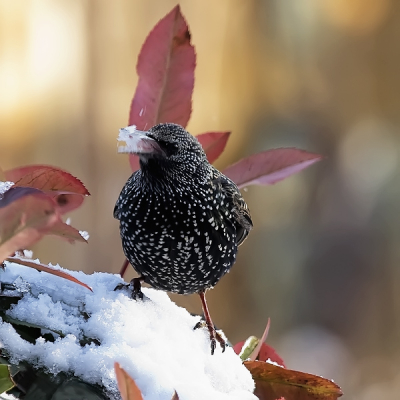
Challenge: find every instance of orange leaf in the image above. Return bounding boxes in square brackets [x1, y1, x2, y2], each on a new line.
[114, 362, 144, 400]
[244, 361, 342, 400]
[6, 256, 93, 292]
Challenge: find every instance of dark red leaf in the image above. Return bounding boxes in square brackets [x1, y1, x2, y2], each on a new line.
[257, 343, 286, 368]
[6, 256, 93, 292]
[233, 341, 245, 355]
[114, 362, 144, 400]
[4, 165, 90, 195]
[0, 189, 59, 263]
[244, 361, 342, 400]
[223, 148, 322, 188]
[196, 131, 230, 164]
[4, 165, 89, 214]
[47, 220, 88, 243]
[47, 192, 85, 215]
[129, 5, 195, 131]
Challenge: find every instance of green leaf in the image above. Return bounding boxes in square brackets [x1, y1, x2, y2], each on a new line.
[0, 364, 14, 394]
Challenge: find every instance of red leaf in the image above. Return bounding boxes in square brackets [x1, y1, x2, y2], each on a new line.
[257, 343, 286, 368]
[48, 220, 88, 243]
[233, 341, 245, 355]
[6, 256, 93, 292]
[223, 148, 322, 189]
[196, 131, 231, 164]
[233, 319, 287, 367]
[4, 165, 89, 214]
[114, 362, 144, 400]
[129, 5, 195, 131]
[0, 188, 59, 263]
[248, 318, 271, 362]
[4, 165, 89, 195]
[244, 361, 343, 400]
[47, 193, 85, 215]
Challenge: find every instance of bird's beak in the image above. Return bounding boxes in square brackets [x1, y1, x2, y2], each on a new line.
[117, 126, 165, 157]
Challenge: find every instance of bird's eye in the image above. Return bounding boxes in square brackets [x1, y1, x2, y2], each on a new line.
[158, 141, 179, 157]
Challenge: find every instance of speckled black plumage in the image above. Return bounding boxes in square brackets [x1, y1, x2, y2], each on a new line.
[114, 123, 252, 295]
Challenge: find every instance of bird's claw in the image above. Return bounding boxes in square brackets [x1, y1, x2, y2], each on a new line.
[130, 277, 144, 300]
[114, 277, 145, 301]
[194, 320, 226, 355]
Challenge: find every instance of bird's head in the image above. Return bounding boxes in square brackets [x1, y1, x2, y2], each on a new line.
[118, 123, 206, 173]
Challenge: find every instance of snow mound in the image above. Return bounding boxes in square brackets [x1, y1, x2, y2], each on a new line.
[0, 261, 256, 400]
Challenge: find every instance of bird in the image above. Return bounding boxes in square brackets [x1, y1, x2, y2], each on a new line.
[114, 123, 252, 354]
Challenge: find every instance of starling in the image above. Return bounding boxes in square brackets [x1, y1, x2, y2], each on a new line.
[114, 123, 252, 353]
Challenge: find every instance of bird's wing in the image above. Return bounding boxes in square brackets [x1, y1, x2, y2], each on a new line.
[113, 172, 140, 220]
[211, 169, 253, 246]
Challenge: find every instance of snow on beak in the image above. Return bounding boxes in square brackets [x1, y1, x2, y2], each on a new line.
[117, 125, 165, 156]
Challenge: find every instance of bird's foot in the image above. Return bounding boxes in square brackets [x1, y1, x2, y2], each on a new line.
[194, 320, 226, 355]
[130, 277, 144, 300]
[114, 276, 146, 300]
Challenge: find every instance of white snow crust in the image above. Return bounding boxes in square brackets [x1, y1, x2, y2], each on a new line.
[0, 181, 14, 196]
[0, 261, 256, 400]
[79, 230, 90, 241]
[117, 125, 139, 153]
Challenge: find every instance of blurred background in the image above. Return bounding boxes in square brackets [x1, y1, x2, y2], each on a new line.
[1, 0, 400, 398]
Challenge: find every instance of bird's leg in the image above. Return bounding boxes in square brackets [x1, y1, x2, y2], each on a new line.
[195, 291, 226, 355]
[130, 276, 145, 300]
[119, 258, 130, 278]
[114, 275, 145, 300]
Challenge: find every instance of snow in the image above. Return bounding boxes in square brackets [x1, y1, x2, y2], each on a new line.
[117, 125, 158, 155]
[22, 250, 33, 259]
[0, 261, 256, 400]
[266, 358, 284, 368]
[0, 181, 14, 196]
[79, 230, 90, 241]
[117, 125, 139, 153]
